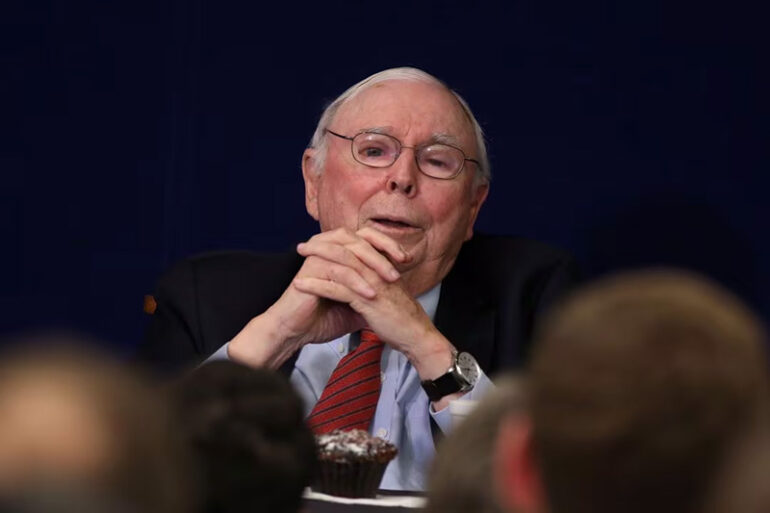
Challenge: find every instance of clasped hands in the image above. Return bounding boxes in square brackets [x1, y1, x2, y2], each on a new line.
[228, 227, 455, 382]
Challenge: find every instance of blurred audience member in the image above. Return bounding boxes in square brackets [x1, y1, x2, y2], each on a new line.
[495, 270, 770, 513]
[0, 336, 193, 513]
[173, 360, 316, 513]
[703, 427, 770, 513]
[426, 374, 527, 513]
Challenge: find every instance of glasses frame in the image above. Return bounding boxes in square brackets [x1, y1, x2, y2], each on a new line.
[325, 129, 479, 181]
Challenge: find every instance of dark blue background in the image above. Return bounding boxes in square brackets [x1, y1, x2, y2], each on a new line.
[2, 0, 767, 352]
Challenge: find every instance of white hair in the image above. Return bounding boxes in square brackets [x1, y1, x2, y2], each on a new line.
[307, 67, 491, 184]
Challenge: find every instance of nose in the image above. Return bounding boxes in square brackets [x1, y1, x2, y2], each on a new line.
[385, 150, 419, 198]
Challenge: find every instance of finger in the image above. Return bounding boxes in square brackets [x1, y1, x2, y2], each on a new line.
[303, 227, 359, 246]
[355, 227, 412, 263]
[298, 239, 401, 283]
[300, 258, 377, 299]
[303, 227, 408, 264]
[343, 238, 402, 282]
[292, 277, 361, 305]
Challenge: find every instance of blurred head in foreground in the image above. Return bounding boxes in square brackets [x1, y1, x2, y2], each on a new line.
[702, 426, 770, 513]
[495, 270, 770, 513]
[173, 360, 316, 513]
[0, 337, 192, 513]
[426, 374, 527, 513]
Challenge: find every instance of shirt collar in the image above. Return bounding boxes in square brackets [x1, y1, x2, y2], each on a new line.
[417, 282, 441, 322]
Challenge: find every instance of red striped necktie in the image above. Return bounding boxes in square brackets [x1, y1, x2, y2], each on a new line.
[307, 329, 384, 434]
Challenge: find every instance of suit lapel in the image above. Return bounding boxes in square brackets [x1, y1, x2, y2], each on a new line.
[433, 252, 497, 374]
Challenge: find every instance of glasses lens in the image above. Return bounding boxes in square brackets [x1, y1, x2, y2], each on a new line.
[417, 145, 464, 179]
[352, 133, 399, 167]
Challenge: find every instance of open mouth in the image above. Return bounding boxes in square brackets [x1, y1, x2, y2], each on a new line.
[372, 218, 416, 229]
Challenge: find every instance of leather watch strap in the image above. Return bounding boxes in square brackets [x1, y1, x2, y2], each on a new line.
[422, 372, 463, 402]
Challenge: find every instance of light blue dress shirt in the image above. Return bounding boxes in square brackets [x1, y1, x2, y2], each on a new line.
[209, 282, 494, 491]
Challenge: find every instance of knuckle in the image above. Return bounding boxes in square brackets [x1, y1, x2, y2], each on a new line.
[350, 238, 372, 252]
[327, 264, 351, 282]
[325, 265, 340, 281]
[307, 233, 324, 244]
[340, 246, 361, 267]
[335, 227, 354, 238]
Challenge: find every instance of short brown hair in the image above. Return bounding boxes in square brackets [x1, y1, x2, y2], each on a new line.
[529, 270, 769, 513]
[0, 337, 193, 513]
[172, 361, 317, 513]
[426, 375, 527, 513]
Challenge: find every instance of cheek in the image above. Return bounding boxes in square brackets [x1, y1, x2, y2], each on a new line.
[317, 172, 378, 230]
[430, 185, 471, 221]
[425, 188, 476, 241]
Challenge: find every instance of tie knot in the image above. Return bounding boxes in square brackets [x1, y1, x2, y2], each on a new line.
[360, 328, 382, 347]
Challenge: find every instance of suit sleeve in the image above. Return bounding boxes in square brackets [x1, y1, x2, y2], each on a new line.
[534, 253, 581, 318]
[516, 252, 581, 364]
[135, 259, 205, 374]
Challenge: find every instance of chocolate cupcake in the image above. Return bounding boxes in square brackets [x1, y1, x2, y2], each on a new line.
[313, 429, 398, 498]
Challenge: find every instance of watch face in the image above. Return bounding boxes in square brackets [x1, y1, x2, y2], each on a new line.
[456, 352, 480, 385]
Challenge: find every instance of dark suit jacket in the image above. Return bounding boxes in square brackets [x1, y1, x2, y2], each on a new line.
[138, 234, 580, 376]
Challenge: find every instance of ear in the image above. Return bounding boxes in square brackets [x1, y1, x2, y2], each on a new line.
[464, 181, 489, 241]
[494, 415, 546, 513]
[302, 148, 320, 221]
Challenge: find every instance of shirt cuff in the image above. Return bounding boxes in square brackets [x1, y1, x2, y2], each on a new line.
[429, 370, 495, 433]
[205, 342, 232, 363]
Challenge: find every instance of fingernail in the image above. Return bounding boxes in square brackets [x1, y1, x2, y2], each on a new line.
[296, 242, 305, 250]
[389, 269, 400, 281]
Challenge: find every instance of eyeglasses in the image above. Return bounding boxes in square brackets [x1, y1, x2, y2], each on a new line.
[325, 129, 479, 180]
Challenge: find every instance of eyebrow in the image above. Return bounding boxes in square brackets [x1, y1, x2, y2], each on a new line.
[357, 127, 462, 147]
[358, 126, 393, 136]
[431, 132, 462, 147]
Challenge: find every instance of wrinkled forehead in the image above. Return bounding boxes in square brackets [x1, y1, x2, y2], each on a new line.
[332, 80, 477, 152]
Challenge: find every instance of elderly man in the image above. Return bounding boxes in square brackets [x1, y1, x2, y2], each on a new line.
[140, 67, 577, 490]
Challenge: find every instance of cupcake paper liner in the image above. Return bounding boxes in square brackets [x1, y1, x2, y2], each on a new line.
[313, 459, 389, 498]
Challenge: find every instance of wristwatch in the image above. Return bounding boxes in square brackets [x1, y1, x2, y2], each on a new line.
[420, 351, 481, 402]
